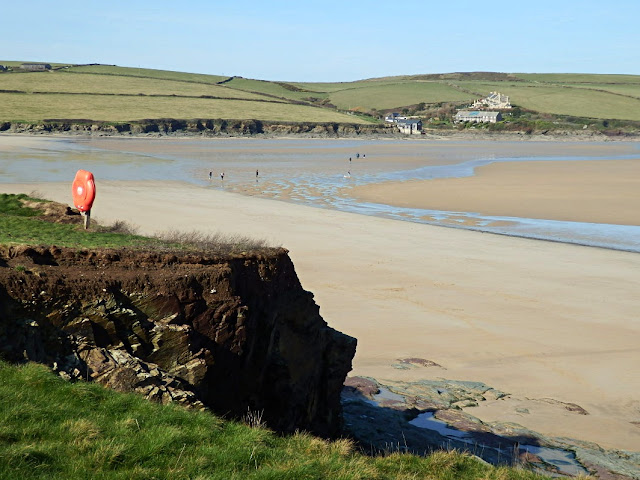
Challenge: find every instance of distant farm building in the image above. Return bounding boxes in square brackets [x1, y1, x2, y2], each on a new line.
[384, 112, 407, 123]
[20, 63, 52, 71]
[397, 118, 423, 134]
[473, 91, 511, 109]
[454, 111, 503, 124]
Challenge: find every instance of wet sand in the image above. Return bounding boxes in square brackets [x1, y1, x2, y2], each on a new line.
[348, 158, 640, 225]
[1, 179, 639, 453]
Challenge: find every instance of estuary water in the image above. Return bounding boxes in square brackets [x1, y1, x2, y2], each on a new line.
[1, 135, 639, 252]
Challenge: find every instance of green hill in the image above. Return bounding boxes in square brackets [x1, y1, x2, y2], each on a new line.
[1, 62, 640, 127]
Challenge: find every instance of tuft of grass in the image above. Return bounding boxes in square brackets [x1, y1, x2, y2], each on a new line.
[96, 219, 140, 235]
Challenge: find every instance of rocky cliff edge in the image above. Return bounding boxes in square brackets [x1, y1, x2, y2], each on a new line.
[0, 245, 356, 437]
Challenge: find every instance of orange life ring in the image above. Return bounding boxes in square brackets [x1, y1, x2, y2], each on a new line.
[71, 170, 96, 212]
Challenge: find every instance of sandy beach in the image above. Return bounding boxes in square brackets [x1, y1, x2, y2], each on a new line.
[1, 176, 639, 453]
[348, 158, 640, 225]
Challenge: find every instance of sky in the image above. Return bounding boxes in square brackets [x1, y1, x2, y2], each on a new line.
[3, 0, 639, 82]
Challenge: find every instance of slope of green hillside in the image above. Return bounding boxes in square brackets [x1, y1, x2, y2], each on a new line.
[0, 63, 369, 124]
[0, 92, 365, 123]
[327, 82, 475, 111]
[0, 361, 550, 480]
[64, 64, 230, 84]
[2, 62, 640, 125]
[450, 81, 640, 121]
[513, 73, 640, 84]
[0, 71, 267, 99]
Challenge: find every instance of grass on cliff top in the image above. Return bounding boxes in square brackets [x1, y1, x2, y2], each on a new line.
[0, 193, 271, 254]
[0, 361, 550, 480]
[0, 194, 156, 249]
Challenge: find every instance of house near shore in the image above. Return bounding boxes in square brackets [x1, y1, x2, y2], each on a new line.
[397, 118, 423, 134]
[384, 112, 407, 123]
[20, 63, 52, 71]
[454, 111, 502, 124]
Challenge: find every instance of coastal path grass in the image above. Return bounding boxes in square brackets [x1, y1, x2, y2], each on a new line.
[0, 361, 551, 480]
[0, 194, 157, 249]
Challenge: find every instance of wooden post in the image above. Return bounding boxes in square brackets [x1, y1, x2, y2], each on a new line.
[83, 210, 91, 229]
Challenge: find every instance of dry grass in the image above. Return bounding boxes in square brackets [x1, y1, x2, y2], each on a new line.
[96, 219, 140, 235]
[154, 229, 276, 254]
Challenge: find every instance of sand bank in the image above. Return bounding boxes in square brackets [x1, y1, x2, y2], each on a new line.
[1, 180, 639, 452]
[347, 158, 640, 225]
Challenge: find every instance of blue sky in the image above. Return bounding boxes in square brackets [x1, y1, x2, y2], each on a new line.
[3, 0, 639, 81]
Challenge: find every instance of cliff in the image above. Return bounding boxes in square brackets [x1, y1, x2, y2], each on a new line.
[0, 119, 393, 137]
[0, 245, 356, 437]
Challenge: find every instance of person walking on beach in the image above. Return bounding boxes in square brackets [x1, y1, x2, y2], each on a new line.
[209, 171, 212, 180]
[220, 172, 224, 181]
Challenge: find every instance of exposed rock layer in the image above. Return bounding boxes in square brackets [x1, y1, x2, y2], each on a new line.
[0, 119, 393, 137]
[0, 245, 356, 437]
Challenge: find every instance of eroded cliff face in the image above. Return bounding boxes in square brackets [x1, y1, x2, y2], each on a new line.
[0, 245, 356, 437]
[0, 119, 393, 137]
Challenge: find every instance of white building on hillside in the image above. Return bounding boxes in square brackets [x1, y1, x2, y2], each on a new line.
[473, 91, 511, 109]
[454, 111, 502, 123]
[384, 112, 407, 123]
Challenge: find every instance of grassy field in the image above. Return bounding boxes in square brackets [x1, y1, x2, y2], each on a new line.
[1, 62, 640, 124]
[327, 82, 476, 111]
[0, 92, 366, 123]
[513, 73, 640, 84]
[221, 77, 326, 102]
[561, 83, 640, 99]
[0, 63, 367, 124]
[62, 64, 231, 84]
[0, 193, 157, 248]
[0, 71, 268, 100]
[450, 81, 640, 121]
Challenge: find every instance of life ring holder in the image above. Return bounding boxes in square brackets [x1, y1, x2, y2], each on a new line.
[71, 170, 96, 229]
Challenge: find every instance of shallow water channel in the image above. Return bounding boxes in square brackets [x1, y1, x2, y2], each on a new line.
[1, 136, 639, 252]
